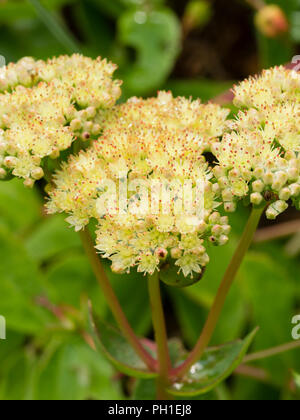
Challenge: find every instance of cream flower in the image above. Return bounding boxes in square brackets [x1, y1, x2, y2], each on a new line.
[213, 118, 300, 219]
[96, 91, 230, 151]
[48, 113, 231, 277]
[217, 67, 300, 218]
[0, 55, 121, 185]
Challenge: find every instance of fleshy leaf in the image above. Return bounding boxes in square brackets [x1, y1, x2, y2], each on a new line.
[160, 260, 203, 288]
[118, 8, 181, 95]
[88, 310, 158, 379]
[167, 329, 258, 397]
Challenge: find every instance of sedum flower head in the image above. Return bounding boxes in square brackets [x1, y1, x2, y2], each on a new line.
[233, 66, 300, 109]
[48, 107, 231, 277]
[0, 55, 121, 185]
[213, 66, 300, 218]
[96, 91, 230, 151]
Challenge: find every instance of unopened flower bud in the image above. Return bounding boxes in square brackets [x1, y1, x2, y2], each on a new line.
[224, 202, 236, 213]
[197, 221, 207, 234]
[272, 171, 288, 191]
[255, 5, 289, 38]
[23, 178, 34, 188]
[209, 212, 220, 224]
[218, 176, 229, 188]
[183, 0, 212, 35]
[279, 187, 291, 201]
[290, 183, 300, 197]
[213, 166, 226, 178]
[111, 262, 125, 275]
[250, 192, 264, 205]
[220, 216, 229, 225]
[44, 183, 53, 194]
[222, 188, 234, 202]
[218, 235, 229, 246]
[31, 167, 44, 180]
[156, 248, 168, 260]
[4, 156, 17, 168]
[287, 168, 298, 182]
[252, 179, 264, 193]
[211, 224, 223, 236]
[92, 124, 101, 136]
[241, 169, 252, 182]
[50, 148, 60, 159]
[0, 168, 7, 179]
[228, 169, 240, 179]
[70, 119, 82, 132]
[84, 121, 93, 132]
[86, 106, 96, 119]
[222, 224, 231, 235]
[171, 248, 182, 259]
[266, 200, 288, 220]
[192, 245, 206, 256]
[82, 132, 91, 141]
[264, 172, 274, 185]
[285, 151, 296, 161]
[209, 236, 217, 244]
[199, 253, 210, 265]
[254, 167, 264, 179]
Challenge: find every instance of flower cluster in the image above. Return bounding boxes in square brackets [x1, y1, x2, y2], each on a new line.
[48, 95, 231, 277]
[97, 91, 230, 151]
[212, 67, 300, 219]
[4, 53, 300, 277]
[0, 55, 121, 185]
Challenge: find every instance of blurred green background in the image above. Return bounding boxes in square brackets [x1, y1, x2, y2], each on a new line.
[0, 0, 300, 400]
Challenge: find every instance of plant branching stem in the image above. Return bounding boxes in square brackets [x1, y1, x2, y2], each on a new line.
[171, 207, 264, 380]
[80, 228, 157, 372]
[147, 272, 173, 400]
[244, 340, 300, 363]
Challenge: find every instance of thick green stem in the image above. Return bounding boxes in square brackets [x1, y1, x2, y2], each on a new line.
[172, 207, 264, 379]
[80, 228, 157, 372]
[147, 272, 173, 400]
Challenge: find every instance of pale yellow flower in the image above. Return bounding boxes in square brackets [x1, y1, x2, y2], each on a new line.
[0, 55, 121, 185]
[48, 114, 231, 277]
[221, 67, 300, 218]
[96, 91, 230, 151]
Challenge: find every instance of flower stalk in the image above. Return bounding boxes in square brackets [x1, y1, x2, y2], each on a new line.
[80, 228, 157, 372]
[171, 206, 264, 380]
[147, 272, 173, 399]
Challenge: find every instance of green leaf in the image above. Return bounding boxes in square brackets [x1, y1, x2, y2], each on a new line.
[0, 225, 53, 333]
[0, 0, 77, 23]
[133, 378, 156, 400]
[239, 252, 299, 382]
[89, 313, 158, 379]
[45, 254, 105, 310]
[165, 79, 234, 102]
[160, 260, 203, 288]
[33, 336, 122, 400]
[0, 350, 37, 400]
[28, 0, 81, 54]
[0, 179, 41, 234]
[167, 329, 258, 397]
[75, 1, 114, 57]
[118, 8, 181, 96]
[25, 215, 81, 263]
